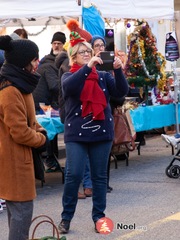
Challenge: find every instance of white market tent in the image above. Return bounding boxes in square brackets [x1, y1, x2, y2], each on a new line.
[91, 0, 174, 20]
[0, 0, 175, 61]
[0, 0, 174, 27]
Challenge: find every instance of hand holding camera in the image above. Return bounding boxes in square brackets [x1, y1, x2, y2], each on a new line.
[113, 56, 123, 69]
[96, 51, 115, 70]
[87, 55, 103, 68]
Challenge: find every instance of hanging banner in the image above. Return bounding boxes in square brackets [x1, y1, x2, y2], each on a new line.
[165, 31, 179, 61]
[82, 5, 105, 37]
[175, 11, 180, 55]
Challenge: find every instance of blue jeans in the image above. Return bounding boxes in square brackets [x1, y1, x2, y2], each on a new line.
[61, 141, 112, 222]
[64, 156, 92, 189]
[82, 157, 92, 189]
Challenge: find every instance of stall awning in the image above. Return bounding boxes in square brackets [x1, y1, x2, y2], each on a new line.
[88, 0, 174, 20]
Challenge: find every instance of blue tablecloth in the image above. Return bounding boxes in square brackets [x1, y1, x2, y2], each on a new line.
[37, 117, 64, 140]
[130, 103, 177, 132]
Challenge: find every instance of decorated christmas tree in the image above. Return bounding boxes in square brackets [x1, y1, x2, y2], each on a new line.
[125, 20, 168, 92]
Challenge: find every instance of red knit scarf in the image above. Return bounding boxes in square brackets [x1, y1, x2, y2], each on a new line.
[70, 64, 107, 120]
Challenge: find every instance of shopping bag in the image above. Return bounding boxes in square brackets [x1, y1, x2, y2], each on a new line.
[29, 215, 66, 240]
[125, 109, 136, 141]
[112, 107, 135, 154]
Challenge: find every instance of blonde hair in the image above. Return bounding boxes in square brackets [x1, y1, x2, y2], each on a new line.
[68, 42, 93, 66]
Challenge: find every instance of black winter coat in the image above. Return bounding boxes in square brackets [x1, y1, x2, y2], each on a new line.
[33, 53, 60, 111]
[55, 51, 70, 123]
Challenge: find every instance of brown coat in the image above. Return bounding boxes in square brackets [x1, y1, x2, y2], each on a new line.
[0, 85, 46, 201]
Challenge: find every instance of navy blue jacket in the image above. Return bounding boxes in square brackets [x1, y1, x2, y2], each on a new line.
[61, 64, 129, 143]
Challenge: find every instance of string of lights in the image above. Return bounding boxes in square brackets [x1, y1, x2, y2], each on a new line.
[136, 37, 155, 80]
[0, 16, 70, 36]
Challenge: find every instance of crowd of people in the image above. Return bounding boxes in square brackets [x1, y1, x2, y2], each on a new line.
[0, 22, 134, 239]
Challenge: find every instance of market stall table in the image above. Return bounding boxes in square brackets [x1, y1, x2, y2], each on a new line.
[36, 116, 64, 140]
[130, 103, 177, 132]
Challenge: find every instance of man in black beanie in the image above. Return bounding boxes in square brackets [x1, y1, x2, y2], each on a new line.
[33, 31, 66, 111]
[33, 31, 66, 171]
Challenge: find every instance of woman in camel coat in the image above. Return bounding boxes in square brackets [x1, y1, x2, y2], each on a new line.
[0, 35, 47, 240]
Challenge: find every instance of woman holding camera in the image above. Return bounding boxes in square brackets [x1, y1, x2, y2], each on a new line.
[58, 31, 128, 234]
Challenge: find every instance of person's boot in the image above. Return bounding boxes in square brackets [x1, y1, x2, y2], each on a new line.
[58, 219, 70, 234]
[78, 192, 86, 199]
[84, 188, 92, 197]
[44, 155, 60, 172]
[107, 186, 113, 193]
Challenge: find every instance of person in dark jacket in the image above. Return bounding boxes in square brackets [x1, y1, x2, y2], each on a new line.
[91, 35, 126, 193]
[33, 31, 66, 112]
[33, 31, 66, 170]
[55, 50, 93, 199]
[55, 20, 95, 199]
[58, 31, 128, 234]
[55, 50, 70, 123]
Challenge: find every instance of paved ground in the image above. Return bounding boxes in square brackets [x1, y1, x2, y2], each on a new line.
[1, 133, 180, 240]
